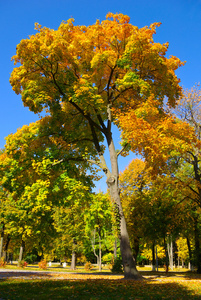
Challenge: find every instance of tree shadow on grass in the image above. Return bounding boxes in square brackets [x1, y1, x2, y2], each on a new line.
[0, 277, 201, 300]
[139, 270, 201, 280]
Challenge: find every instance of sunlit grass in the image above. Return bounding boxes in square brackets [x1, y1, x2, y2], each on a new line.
[3, 263, 191, 273]
[0, 276, 201, 299]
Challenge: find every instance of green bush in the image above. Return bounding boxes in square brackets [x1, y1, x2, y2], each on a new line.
[111, 256, 123, 274]
[24, 254, 37, 264]
[102, 253, 113, 264]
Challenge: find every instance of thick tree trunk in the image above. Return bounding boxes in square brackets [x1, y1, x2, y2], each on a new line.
[107, 179, 142, 279]
[104, 130, 142, 280]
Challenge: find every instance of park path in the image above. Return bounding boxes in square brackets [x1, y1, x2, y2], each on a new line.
[0, 269, 124, 280]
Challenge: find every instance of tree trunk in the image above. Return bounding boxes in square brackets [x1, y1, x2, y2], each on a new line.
[186, 237, 193, 271]
[0, 222, 5, 258]
[92, 229, 100, 267]
[70, 251, 76, 270]
[155, 245, 159, 271]
[164, 236, 169, 273]
[194, 218, 201, 273]
[19, 240, 25, 262]
[70, 238, 77, 270]
[152, 241, 156, 271]
[167, 235, 173, 270]
[0, 237, 3, 258]
[107, 178, 142, 279]
[98, 231, 102, 272]
[105, 131, 142, 280]
[3, 235, 11, 262]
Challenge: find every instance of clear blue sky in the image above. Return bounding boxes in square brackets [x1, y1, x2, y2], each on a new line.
[1, 0, 201, 190]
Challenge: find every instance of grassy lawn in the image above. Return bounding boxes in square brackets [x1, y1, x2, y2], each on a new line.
[0, 276, 201, 299]
[0, 267, 201, 299]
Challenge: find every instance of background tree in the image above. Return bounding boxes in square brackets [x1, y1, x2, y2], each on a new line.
[0, 121, 93, 262]
[84, 192, 115, 271]
[169, 86, 201, 272]
[119, 158, 192, 270]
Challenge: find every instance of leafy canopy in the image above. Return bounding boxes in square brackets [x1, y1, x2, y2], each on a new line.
[10, 12, 184, 153]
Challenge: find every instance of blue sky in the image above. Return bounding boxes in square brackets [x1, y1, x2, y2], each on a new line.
[1, 0, 201, 191]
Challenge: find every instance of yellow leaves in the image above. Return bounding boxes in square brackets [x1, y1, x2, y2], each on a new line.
[106, 12, 130, 24]
[116, 96, 199, 174]
[34, 22, 42, 31]
[72, 75, 104, 111]
[91, 51, 116, 69]
[10, 12, 184, 124]
[176, 237, 189, 260]
[142, 244, 165, 260]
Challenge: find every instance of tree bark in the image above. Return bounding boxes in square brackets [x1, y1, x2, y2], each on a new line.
[152, 241, 156, 271]
[187, 237, 193, 271]
[104, 129, 142, 280]
[167, 235, 173, 270]
[0, 222, 5, 258]
[98, 231, 102, 272]
[19, 240, 25, 262]
[3, 235, 11, 262]
[164, 236, 169, 273]
[70, 238, 77, 270]
[107, 175, 142, 279]
[194, 217, 201, 273]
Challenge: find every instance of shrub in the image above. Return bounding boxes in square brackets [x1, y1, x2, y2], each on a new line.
[38, 259, 47, 270]
[84, 261, 93, 271]
[102, 253, 113, 264]
[18, 260, 28, 268]
[24, 254, 37, 264]
[0, 257, 6, 268]
[111, 256, 123, 274]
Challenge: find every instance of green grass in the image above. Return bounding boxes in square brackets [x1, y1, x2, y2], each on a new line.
[0, 277, 201, 299]
[3, 263, 112, 273]
[0, 271, 201, 299]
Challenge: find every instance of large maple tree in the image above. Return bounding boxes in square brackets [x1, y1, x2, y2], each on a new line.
[9, 13, 184, 279]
